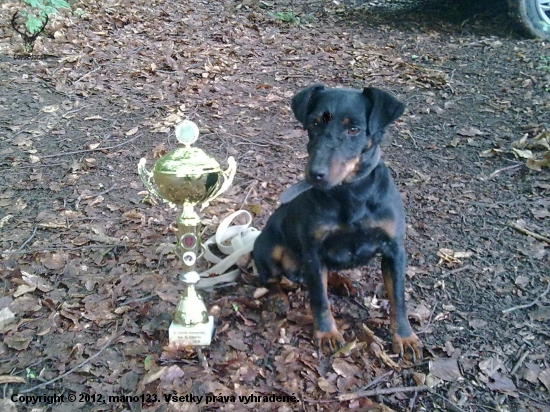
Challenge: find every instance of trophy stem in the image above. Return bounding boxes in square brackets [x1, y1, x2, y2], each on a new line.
[176, 204, 202, 276]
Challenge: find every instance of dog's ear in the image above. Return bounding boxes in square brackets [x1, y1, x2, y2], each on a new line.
[362, 87, 405, 137]
[291, 84, 325, 125]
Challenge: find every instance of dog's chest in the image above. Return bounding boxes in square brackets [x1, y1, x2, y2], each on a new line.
[313, 217, 391, 242]
[314, 219, 389, 269]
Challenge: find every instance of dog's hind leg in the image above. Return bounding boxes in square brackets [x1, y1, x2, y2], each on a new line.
[252, 231, 279, 285]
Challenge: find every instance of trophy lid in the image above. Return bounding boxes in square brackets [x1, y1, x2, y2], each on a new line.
[153, 121, 222, 177]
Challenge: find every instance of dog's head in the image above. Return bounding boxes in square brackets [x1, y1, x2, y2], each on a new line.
[291, 84, 405, 189]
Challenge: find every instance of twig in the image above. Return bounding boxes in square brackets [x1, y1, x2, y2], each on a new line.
[118, 293, 157, 307]
[42, 133, 142, 159]
[361, 325, 401, 371]
[489, 163, 522, 178]
[2, 244, 124, 255]
[5, 162, 67, 170]
[428, 389, 468, 412]
[75, 184, 119, 210]
[73, 67, 101, 85]
[18, 226, 37, 251]
[502, 279, 550, 314]
[511, 223, 550, 245]
[445, 265, 472, 276]
[357, 370, 394, 392]
[417, 302, 438, 335]
[61, 105, 90, 118]
[510, 350, 529, 375]
[18, 322, 119, 394]
[338, 385, 429, 401]
[517, 390, 548, 405]
[239, 182, 256, 210]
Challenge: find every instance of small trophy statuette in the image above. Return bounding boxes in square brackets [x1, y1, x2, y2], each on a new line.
[169, 271, 215, 346]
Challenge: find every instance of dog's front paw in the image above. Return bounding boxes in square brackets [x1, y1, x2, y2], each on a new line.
[314, 329, 345, 352]
[392, 332, 423, 362]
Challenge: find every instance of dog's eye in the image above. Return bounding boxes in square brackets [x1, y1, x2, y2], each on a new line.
[348, 127, 360, 135]
[309, 121, 320, 129]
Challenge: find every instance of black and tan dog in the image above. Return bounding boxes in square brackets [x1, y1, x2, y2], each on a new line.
[253, 84, 422, 360]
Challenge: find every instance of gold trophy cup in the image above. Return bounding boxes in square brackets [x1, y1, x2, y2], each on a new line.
[138, 120, 236, 345]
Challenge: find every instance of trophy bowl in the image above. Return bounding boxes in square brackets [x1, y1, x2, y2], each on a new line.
[152, 146, 224, 206]
[138, 120, 236, 273]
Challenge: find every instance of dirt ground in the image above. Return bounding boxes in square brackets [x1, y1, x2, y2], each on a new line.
[0, 0, 549, 411]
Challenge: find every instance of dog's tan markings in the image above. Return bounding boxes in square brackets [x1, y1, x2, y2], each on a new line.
[271, 245, 298, 272]
[376, 219, 397, 238]
[314, 328, 345, 352]
[393, 332, 422, 362]
[382, 263, 422, 361]
[383, 270, 397, 332]
[343, 156, 364, 183]
[365, 139, 373, 150]
[313, 224, 341, 241]
[362, 219, 397, 238]
[342, 117, 350, 126]
[328, 156, 360, 185]
[313, 269, 345, 352]
[271, 245, 285, 261]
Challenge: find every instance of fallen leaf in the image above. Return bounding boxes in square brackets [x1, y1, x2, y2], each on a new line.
[41, 252, 68, 270]
[141, 366, 167, 386]
[13, 285, 36, 298]
[253, 287, 269, 299]
[479, 357, 504, 377]
[332, 358, 362, 378]
[514, 275, 530, 287]
[512, 148, 534, 159]
[317, 376, 337, 393]
[22, 271, 53, 292]
[0, 376, 26, 384]
[161, 365, 185, 382]
[539, 369, 550, 391]
[4, 335, 32, 350]
[531, 208, 550, 219]
[529, 306, 550, 321]
[511, 133, 529, 149]
[10, 296, 41, 313]
[523, 363, 541, 383]
[429, 356, 462, 382]
[457, 126, 483, 137]
[125, 126, 139, 136]
[526, 156, 550, 171]
[487, 372, 518, 397]
[227, 339, 248, 351]
[468, 319, 487, 329]
[479, 148, 505, 157]
[0, 307, 16, 330]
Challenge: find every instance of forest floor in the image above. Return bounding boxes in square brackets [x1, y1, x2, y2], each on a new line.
[0, 0, 549, 411]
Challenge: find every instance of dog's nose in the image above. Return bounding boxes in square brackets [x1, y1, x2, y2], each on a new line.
[309, 169, 327, 182]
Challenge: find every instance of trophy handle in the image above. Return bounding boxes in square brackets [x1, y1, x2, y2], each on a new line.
[201, 156, 236, 208]
[138, 158, 162, 200]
